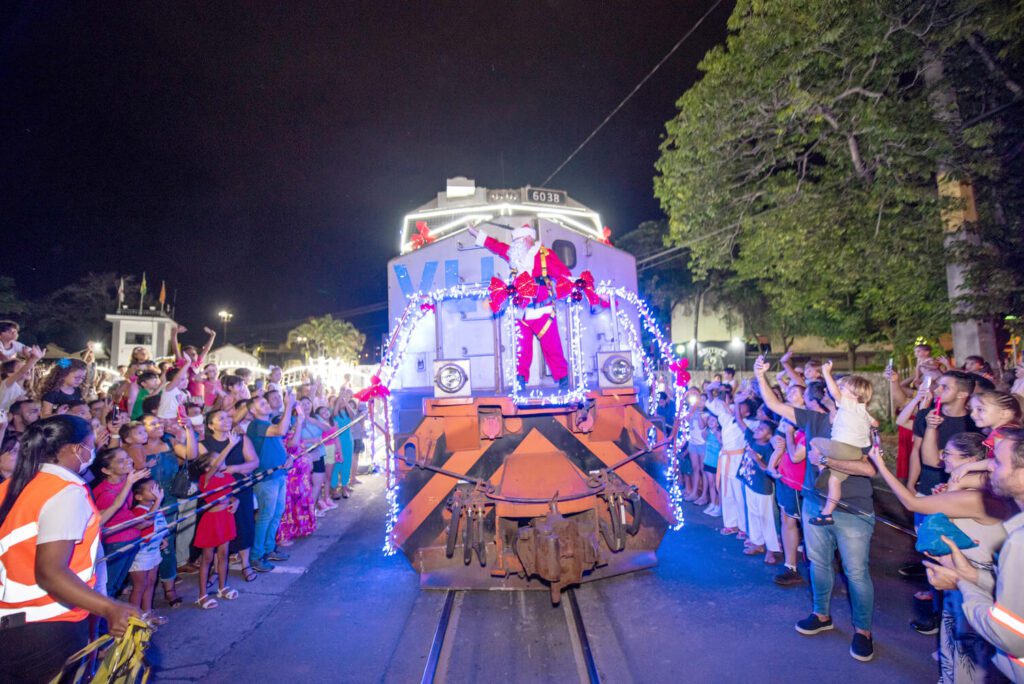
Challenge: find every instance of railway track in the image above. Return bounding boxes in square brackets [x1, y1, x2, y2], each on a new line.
[421, 589, 601, 684]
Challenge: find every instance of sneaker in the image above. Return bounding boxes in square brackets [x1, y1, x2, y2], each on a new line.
[251, 558, 275, 573]
[795, 614, 834, 635]
[850, 633, 874, 662]
[911, 618, 939, 636]
[774, 568, 805, 587]
[703, 504, 715, 515]
[898, 561, 926, 579]
[709, 505, 722, 516]
[265, 550, 290, 562]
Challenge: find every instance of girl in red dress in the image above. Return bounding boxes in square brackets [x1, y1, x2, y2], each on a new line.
[193, 436, 240, 609]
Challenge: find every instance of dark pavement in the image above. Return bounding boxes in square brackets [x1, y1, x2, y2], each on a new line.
[149, 475, 937, 683]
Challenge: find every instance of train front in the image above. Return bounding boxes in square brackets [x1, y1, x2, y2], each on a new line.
[378, 178, 683, 603]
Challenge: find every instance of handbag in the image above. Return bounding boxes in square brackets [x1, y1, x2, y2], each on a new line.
[915, 513, 978, 556]
[169, 460, 192, 499]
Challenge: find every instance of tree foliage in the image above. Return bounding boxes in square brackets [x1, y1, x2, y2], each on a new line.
[0, 277, 26, 318]
[654, 0, 1023, 355]
[287, 314, 366, 362]
[31, 273, 138, 350]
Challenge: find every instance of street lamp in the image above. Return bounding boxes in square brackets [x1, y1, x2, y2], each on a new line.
[218, 310, 233, 343]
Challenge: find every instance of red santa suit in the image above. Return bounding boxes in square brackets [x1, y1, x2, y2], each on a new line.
[476, 227, 571, 384]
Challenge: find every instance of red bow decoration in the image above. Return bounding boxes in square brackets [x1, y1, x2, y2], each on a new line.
[354, 375, 390, 402]
[569, 270, 608, 307]
[410, 221, 435, 250]
[669, 358, 690, 387]
[488, 273, 538, 313]
[601, 226, 613, 246]
[420, 302, 436, 313]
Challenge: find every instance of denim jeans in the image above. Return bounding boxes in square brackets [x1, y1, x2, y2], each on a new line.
[103, 539, 138, 598]
[253, 476, 287, 561]
[802, 495, 875, 631]
[158, 500, 178, 582]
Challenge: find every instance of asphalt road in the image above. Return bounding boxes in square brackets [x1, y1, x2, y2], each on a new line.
[147, 475, 937, 683]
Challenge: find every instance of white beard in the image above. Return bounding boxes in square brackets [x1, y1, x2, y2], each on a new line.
[508, 239, 535, 273]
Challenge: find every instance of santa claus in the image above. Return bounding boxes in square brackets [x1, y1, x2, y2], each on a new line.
[467, 223, 571, 388]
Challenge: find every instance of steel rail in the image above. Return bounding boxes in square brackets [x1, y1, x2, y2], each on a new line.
[565, 588, 601, 684]
[421, 590, 458, 684]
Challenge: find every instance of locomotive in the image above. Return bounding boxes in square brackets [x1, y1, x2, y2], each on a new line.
[382, 178, 680, 603]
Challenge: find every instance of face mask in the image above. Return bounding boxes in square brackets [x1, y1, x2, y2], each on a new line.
[77, 446, 96, 473]
[189, 415, 204, 427]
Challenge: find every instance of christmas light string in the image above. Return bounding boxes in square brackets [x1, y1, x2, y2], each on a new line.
[602, 284, 688, 529]
[371, 280, 690, 551]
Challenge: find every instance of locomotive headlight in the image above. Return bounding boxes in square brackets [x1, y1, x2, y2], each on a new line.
[601, 355, 633, 385]
[435, 363, 468, 394]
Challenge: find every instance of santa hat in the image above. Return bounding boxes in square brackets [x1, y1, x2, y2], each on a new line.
[512, 224, 536, 240]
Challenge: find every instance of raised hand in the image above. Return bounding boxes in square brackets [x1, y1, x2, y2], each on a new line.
[128, 467, 151, 484]
[822, 359, 834, 374]
[203, 326, 216, 336]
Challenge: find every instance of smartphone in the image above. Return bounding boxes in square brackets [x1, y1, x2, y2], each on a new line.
[111, 406, 120, 420]
[886, 358, 893, 373]
[922, 375, 933, 390]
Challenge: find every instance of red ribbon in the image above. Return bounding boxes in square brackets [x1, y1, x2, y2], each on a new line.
[420, 302, 436, 313]
[601, 226, 613, 246]
[410, 221, 435, 250]
[488, 272, 538, 314]
[354, 375, 390, 402]
[571, 270, 608, 307]
[669, 358, 690, 387]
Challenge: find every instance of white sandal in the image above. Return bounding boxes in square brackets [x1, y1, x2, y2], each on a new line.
[196, 594, 218, 610]
[217, 586, 239, 600]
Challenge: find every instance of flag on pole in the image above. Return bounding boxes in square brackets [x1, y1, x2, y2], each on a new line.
[117, 277, 125, 309]
[139, 273, 147, 313]
[159, 280, 166, 308]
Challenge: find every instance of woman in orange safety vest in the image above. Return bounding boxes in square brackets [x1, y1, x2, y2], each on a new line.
[0, 415, 138, 682]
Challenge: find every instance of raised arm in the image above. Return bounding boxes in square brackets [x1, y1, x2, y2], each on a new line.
[868, 448, 984, 517]
[820, 359, 840, 402]
[3, 345, 43, 388]
[199, 327, 217, 364]
[267, 393, 295, 437]
[779, 351, 805, 389]
[172, 325, 185, 361]
[921, 410, 943, 468]
[753, 356, 796, 424]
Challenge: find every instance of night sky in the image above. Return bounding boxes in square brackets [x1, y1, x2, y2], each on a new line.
[1, 1, 732, 348]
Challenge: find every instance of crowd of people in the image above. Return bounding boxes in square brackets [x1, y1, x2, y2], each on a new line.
[0, 321, 371, 681]
[662, 346, 1024, 679]
[3, 311, 1024, 681]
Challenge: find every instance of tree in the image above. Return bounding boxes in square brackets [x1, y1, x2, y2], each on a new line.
[287, 315, 366, 362]
[30, 273, 136, 350]
[653, 0, 1019, 365]
[616, 220, 697, 326]
[0, 277, 26, 318]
